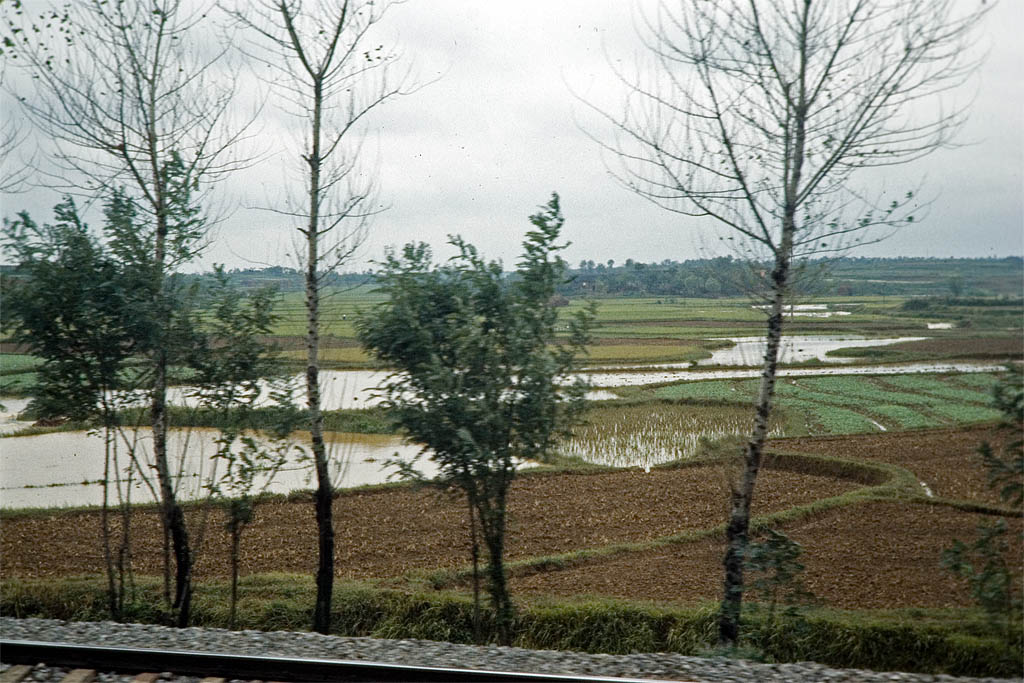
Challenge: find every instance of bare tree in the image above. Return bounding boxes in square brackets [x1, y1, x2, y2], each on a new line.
[0, 114, 33, 193]
[595, 0, 989, 646]
[226, 0, 410, 634]
[2, 0, 250, 627]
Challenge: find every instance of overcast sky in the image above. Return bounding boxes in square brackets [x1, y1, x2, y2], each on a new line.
[2, 0, 1021, 272]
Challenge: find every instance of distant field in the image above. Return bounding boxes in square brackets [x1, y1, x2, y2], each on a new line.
[651, 372, 1003, 436]
[1, 287, 1020, 384]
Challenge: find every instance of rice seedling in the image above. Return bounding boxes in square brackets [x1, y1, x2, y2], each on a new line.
[558, 403, 782, 469]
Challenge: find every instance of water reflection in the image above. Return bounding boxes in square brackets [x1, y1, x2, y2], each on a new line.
[0, 428, 431, 509]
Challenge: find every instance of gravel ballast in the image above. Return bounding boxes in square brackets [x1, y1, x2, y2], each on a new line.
[1, 617, 1020, 683]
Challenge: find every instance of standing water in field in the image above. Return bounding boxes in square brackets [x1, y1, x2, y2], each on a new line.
[558, 403, 784, 470]
[0, 428, 430, 509]
[695, 335, 926, 367]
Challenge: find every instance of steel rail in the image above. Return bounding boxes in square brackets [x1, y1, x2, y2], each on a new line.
[0, 639, 686, 683]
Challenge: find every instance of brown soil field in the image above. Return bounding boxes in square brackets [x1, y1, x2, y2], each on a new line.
[773, 426, 1009, 505]
[1, 465, 854, 580]
[512, 501, 1023, 609]
[2, 425, 1020, 611]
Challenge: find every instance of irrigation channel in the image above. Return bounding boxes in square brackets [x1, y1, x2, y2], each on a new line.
[0, 335, 1006, 510]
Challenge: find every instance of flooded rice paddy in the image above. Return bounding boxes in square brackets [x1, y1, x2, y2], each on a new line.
[693, 335, 926, 366]
[0, 332, 1007, 509]
[750, 303, 854, 318]
[0, 427, 430, 509]
[154, 336, 985, 408]
[558, 403, 781, 470]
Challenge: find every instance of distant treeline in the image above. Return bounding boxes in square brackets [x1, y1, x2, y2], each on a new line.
[557, 256, 1023, 298]
[179, 266, 374, 293]
[11, 255, 1010, 300]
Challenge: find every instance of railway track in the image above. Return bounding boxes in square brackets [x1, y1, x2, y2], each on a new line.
[0, 640, 685, 683]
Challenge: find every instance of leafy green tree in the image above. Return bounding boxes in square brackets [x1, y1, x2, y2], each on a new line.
[4, 0, 249, 627]
[744, 529, 817, 636]
[357, 194, 594, 645]
[2, 196, 157, 620]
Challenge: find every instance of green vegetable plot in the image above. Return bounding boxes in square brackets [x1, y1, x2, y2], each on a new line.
[654, 372, 1002, 436]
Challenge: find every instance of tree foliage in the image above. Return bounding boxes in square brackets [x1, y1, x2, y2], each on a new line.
[2, 198, 147, 420]
[357, 194, 594, 644]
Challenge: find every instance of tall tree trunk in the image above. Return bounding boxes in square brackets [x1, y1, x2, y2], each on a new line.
[481, 494, 513, 646]
[307, 78, 335, 636]
[467, 496, 482, 644]
[229, 521, 241, 630]
[151, 176, 192, 627]
[101, 424, 119, 621]
[308, 296, 334, 635]
[718, 31, 809, 642]
[717, 273, 787, 645]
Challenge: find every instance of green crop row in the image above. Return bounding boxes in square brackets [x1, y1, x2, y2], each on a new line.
[652, 373, 1003, 437]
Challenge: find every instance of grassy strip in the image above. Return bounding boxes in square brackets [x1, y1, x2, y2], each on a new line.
[2, 575, 1019, 677]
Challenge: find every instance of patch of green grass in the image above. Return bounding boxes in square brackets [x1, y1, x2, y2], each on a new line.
[947, 373, 1002, 390]
[654, 380, 753, 403]
[649, 372, 1002, 438]
[796, 377, 939, 407]
[867, 404, 941, 429]
[773, 380, 871, 409]
[4, 568, 1017, 676]
[0, 354, 41, 376]
[795, 401, 883, 434]
[0, 372, 36, 396]
[927, 403, 1003, 424]
[876, 375, 994, 404]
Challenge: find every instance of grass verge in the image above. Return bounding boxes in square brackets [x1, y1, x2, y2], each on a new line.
[2, 575, 1019, 677]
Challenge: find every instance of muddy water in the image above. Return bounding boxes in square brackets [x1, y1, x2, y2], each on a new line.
[0, 428, 431, 509]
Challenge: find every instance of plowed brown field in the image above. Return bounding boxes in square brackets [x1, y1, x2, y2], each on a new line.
[2, 425, 1021, 610]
